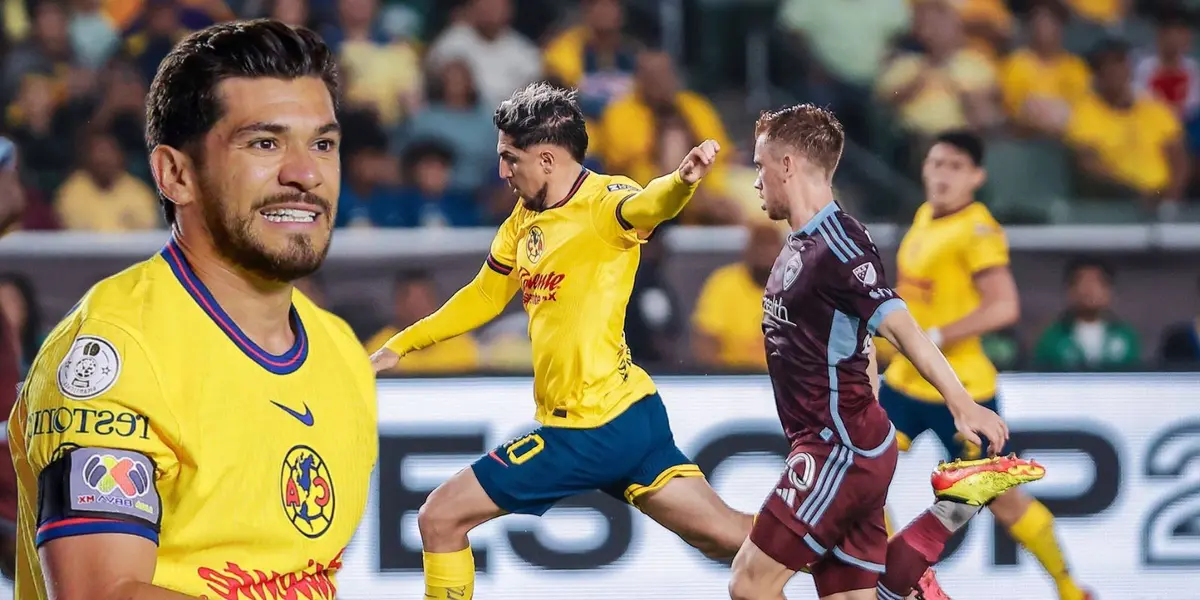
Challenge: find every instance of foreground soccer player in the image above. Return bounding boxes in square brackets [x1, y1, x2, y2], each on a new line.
[880, 131, 1090, 600]
[728, 104, 1041, 600]
[372, 83, 754, 599]
[9, 20, 376, 600]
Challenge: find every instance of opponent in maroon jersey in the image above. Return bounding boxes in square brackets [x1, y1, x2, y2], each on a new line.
[728, 105, 1010, 600]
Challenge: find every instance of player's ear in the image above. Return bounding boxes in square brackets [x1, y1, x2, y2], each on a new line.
[150, 145, 198, 210]
[539, 149, 555, 172]
[973, 166, 988, 189]
[781, 153, 793, 176]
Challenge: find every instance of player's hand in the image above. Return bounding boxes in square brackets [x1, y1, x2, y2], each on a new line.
[952, 402, 1009, 456]
[677, 139, 721, 185]
[370, 348, 400, 374]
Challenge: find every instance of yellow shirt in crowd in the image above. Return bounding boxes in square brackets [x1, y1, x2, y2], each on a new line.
[1000, 49, 1092, 118]
[55, 172, 160, 232]
[876, 49, 997, 136]
[1064, 92, 1181, 194]
[691, 263, 767, 372]
[365, 326, 480, 375]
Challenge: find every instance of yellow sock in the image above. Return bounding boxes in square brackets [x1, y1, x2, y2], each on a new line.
[423, 547, 475, 600]
[1008, 501, 1084, 600]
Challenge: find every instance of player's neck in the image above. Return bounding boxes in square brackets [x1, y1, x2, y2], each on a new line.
[785, 183, 835, 233]
[171, 230, 298, 354]
[929, 197, 974, 218]
[539, 163, 586, 210]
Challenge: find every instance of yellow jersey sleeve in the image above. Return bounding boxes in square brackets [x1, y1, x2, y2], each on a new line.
[22, 318, 181, 546]
[591, 176, 644, 245]
[964, 213, 1010, 274]
[487, 204, 523, 275]
[603, 171, 698, 234]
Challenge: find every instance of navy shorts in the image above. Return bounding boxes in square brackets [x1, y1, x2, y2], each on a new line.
[878, 383, 999, 460]
[471, 393, 703, 516]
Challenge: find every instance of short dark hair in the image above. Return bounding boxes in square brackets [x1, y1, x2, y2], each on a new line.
[1064, 256, 1115, 285]
[1155, 3, 1193, 28]
[394, 269, 434, 290]
[1087, 37, 1131, 71]
[493, 82, 588, 163]
[402, 139, 455, 173]
[144, 19, 339, 225]
[754, 103, 845, 175]
[933, 129, 985, 166]
[1027, 0, 1070, 24]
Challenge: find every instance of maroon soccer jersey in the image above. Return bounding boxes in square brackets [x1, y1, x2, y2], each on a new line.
[762, 203, 905, 457]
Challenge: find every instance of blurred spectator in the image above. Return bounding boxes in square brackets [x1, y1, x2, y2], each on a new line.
[598, 50, 732, 199]
[0, 272, 41, 373]
[403, 60, 496, 191]
[426, 0, 541, 108]
[982, 329, 1023, 371]
[956, 0, 1014, 60]
[5, 75, 75, 193]
[775, 0, 909, 143]
[1158, 276, 1200, 365]
[269, 0, 311, 27]
[624, 230, 682, 369]
[365, 270, 480, 374]
[1000, 0, 1091, 136]
[54, 129, 159, 231]
[475, 309, 533, 372]
[543, 0, 637, 120]
[124, 1, 205, 83]
[337, 121, 403, 228]
[1133, 6, 1199, 122]
[68, 0, 120, 69]
[57, 60, 149, 180]
[1034, 257, 1141, 371]
[1064, 0, 1127, 26]
[0, 179, 21, 582]
[690, 222, 782, 372]
[1065, 39, 1187, 205]
[396, 140, 481, 227]
[3, 0, 73, 97]
[876, 0, 1001, 144]
[327, 0, 422, 127]
[0, 144, 25, 233]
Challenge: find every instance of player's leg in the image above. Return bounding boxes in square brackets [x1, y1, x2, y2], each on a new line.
[614, 393, 750, 558]
[418, 466, 505, 600]
[728, 534, 793, 600]
[878, 454, 1047, 599]
[421, 426, 605, 600]
[877, 383, 931, 538]
[934, 397, 1089, 600]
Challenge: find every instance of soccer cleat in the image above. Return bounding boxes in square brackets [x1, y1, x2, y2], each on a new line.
[913, 568, 951, 600]
[931, 453, 1046, 506]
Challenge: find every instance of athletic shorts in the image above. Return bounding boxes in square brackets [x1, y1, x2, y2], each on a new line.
[878, 383, 998, 460]
[750, 441, 898, 595]
[471, 393, 703, 516]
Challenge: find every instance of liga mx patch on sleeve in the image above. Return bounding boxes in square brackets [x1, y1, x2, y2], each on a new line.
[41, 447, 162, 529]
[607, 183, 640, 193]
[56, 335, 121, 400]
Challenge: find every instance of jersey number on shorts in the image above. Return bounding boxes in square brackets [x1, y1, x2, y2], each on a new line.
[506, 434, 546, 465]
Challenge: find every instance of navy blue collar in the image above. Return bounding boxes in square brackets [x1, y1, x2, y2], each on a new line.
[160, 239, 308, 375]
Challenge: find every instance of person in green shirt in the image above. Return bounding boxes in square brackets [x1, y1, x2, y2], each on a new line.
[1034, 257, 1142, 371]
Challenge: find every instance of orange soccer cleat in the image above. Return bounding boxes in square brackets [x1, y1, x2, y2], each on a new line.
[931, 453, 1046, 506]
[914, 568, 952, 600]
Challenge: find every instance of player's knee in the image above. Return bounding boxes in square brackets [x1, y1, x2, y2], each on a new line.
[727, 569, 760, 600]
[688, 526, 744, 560]
[417, 495, 469, 543]
[986, 487, 1031, 523]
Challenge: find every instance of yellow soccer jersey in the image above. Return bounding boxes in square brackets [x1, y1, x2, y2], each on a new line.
[884, 202, 1009, 402]
[9, 239, 378, 600]
[486, 169, 658, 428]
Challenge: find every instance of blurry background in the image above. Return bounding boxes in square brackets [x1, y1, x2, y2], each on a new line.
[0, 0, 1198, 598]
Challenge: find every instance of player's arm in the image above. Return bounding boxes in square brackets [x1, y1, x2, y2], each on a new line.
[24, 321, 188, 599]
[614, 140, 718, 233]
[929, 221, 1019, 348]
[378, 211, 522, 364]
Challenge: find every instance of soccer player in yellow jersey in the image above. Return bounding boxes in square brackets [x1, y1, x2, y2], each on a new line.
[8, 20, 378, 600]
[371, 82, 754, 599]
[879, 130, 1090, 600]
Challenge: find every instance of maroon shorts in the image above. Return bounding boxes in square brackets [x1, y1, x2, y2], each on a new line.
[749, 441, 899, 595]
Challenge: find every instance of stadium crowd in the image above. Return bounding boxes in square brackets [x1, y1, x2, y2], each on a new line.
[0, 0, 1199, 381]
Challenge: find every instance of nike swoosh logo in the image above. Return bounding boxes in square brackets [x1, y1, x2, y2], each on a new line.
[271, 401, 314, 426]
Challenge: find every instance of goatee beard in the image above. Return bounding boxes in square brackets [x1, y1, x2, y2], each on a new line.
[201, 188, 332, 283]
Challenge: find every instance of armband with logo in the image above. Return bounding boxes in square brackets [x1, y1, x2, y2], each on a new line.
[36, 446, 162, 546]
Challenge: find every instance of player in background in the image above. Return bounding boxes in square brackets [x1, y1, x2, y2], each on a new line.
[878, 131, 1090, 600]
[371, 82, 758, 600]
[728, 104, 1045, 600]
[9, 20, 377, 600]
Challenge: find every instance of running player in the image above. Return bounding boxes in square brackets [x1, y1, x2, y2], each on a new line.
[728, 104, 1044, 600]
[880, 131, 1089, 600]
[9, 20, 377, 599]
[371, 82, 755, 600]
